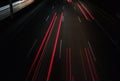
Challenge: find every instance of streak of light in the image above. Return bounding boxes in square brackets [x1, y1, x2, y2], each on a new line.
[72, 75, 75, 81]
[77, 16, 81, 22]
[95, 19, 118, 49]
[84, 48, 96, 81]
[87, 48, 99, 81]
[46, 12, 63, 81]
[25, 12, 57, 81]
[69, 48, 72, 81]
[81, 3, 94, 20]
[88, 41, 96, 61]
[31, 16, 57, 81]
[77, 3, 88, 20]
[46, 16, 49, 21]
[26, 39, 38, 58]
[80, 48, 88, 81]
[16, 0, 34, 9]
[67, 0, 72, 3]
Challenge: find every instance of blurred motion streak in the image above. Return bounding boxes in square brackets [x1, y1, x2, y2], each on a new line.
[69, 48, 72, 81]
[77, 3, 88, 20]
[31, 16, 57, 81]
[87, 48, 99, 81]
[46, 12, 63, 81]
[84, 48, 96, 81]
[72, 75, 75, 81]
[67, 0, 72, 3]
[81, 3, 94, 20]
[25, 12, 57, 81]
[16, 0, 34, 9]
[80, 48, 88, 81]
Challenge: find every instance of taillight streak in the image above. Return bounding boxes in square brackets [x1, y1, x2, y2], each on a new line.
[25, 12, 57, 81]
[77, 3, 88, 20]
[81, 4, 94, 20]
[86, 48, 99, 81]
[80, 48, 88, 81]
[46, 12, 63, 81]
[72, 75, 74, 81]
[84, 48, 96, 81]
[69, 48, 72, 81]
[31, 16, 57, 81]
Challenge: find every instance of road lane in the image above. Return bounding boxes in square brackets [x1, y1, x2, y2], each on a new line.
[1, 1, 120, 81]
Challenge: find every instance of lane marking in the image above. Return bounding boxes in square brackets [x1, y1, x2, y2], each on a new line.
[46, 15, 49, 21]
[84, 48, 96, 81]
[88, 41, 96, 61]
[25, 12, 57, 81]
[77, 16, 81, 23]
[27, 39, 38, 58]
[77, 3, 88, 20]
[59, 39, 62, 59]
[32, 16, 57, 81]
[46, 12, 63, 81]
[80, 48, 88, 81]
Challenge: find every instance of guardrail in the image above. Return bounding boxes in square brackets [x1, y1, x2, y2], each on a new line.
[0, 0, 34, 20]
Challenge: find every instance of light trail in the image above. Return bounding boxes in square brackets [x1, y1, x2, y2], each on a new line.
[31, 16, 57, 81]
[88, 41, 96, 62]
[25, 12, 57, 81]
[87, 48, 99, 81]
[46, 12, 63, 81]
[84, 48, 96, 81]
[77, 3, 88, 20]
[80, 48, 88, 81]
[69, 48, 72, 81]
[81, 3, 94, 20]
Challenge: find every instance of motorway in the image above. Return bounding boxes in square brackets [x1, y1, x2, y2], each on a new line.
[0, 0, 120, 81]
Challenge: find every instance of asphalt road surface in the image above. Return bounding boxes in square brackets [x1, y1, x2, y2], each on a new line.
[0, 0, 120, 81]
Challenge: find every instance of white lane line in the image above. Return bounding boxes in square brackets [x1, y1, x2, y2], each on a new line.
[88, 41, 96, 61]
[46, 15, 49, 21]
[59, 39, 62, 59]
[77, 16, 81, 23]
[27, 39, 38, 58]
